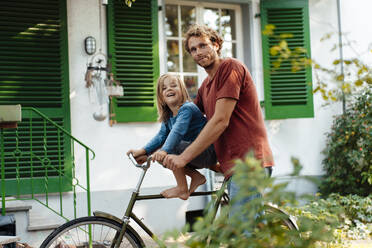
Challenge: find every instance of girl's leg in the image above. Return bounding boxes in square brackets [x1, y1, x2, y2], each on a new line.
[161, 167, 190, 200]
[184, 167, 206, 194]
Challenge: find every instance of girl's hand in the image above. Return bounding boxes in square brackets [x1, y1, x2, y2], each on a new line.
[127, 148, 147, 164]
[152, 150, 168, 163]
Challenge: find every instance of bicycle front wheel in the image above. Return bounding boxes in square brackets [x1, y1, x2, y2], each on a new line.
[40, 216, 144, 248]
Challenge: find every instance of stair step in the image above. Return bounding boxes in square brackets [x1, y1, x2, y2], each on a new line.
[0, 236, 20, 245]
[0, 199, 32, 212]
[27, 209, 65, 231]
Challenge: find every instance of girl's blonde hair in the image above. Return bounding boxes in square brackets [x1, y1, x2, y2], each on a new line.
[156, 74, 190, 123]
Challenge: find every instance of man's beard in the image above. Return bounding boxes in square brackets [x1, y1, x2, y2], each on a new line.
[199, 59, 215, 70]
[197, 54, 216, 70]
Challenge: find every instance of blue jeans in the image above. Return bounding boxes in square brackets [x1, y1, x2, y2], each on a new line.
[227, 177, 261, 221]
[227, 167, 273, 223]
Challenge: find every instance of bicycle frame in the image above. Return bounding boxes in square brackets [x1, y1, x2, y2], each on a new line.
[94, 155, 228, 248]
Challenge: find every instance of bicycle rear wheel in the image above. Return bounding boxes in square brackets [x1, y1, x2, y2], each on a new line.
[264, 203, 298, 231]
[40, 216, 144, 248]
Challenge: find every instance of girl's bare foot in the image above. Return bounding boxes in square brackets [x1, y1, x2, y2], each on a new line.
[189, 173, 206, 195]
[161, 186, 189, 200]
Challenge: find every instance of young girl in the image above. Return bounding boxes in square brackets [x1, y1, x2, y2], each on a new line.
[127, 74, 216, 200]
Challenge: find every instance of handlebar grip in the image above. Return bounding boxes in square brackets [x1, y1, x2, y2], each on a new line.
[128, 153, 138, 166]
[128, 153, 152, 169]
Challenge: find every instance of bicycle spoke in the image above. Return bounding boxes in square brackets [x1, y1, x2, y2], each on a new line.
[76, 226, 81, 245]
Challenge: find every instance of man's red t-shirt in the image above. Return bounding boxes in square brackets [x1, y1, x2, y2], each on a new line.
[194, 58, 274, 177]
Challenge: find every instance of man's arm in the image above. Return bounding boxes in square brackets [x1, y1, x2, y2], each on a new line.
[163, 98, 237, 170]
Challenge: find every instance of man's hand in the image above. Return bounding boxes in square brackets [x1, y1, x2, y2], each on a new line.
[163, 154, 188, 171]
[126, 148, 147, 164]
[152, 150, 167, 163]
[165, 98, 236, 169]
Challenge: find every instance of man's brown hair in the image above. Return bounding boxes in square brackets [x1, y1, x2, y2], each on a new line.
[184, 24, 224, 56]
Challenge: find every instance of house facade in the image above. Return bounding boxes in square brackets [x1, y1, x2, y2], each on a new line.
[0, 0, 370, 246]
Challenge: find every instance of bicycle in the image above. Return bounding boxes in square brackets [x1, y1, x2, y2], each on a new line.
[40, 155, 298, 248]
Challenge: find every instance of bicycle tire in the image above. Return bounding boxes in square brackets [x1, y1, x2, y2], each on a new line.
[40, 216, 144, 248]
[264, 204, 298, 231]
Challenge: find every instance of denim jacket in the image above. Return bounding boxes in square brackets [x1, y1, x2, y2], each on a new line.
[143, 102, 206, 154]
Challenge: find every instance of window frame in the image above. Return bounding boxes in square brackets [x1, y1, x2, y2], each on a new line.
[161, 0, 243, 88]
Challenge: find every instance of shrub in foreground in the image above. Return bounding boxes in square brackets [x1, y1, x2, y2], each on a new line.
[158, 155, 339, 248]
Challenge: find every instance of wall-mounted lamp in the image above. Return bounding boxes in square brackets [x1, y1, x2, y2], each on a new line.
[84, 36, 96, 55]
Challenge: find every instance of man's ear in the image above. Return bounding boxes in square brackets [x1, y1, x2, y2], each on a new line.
[213, 42, 220, 53]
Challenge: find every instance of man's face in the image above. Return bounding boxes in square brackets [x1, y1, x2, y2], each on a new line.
[188, 36, 219, 69]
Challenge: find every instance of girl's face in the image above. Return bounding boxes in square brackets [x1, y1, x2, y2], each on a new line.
[161, 77, 183, 108]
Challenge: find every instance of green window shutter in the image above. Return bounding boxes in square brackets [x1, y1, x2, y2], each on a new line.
[0, 0, 71, 195]
[107, 0, 159, 122]
[261, 0, 314, 119]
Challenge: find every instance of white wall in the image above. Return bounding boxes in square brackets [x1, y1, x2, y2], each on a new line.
[266, 0, 371, 180]
[341, 0, 372, 63]
[64, 0, 206, 236]
[67, 0, 187, 192]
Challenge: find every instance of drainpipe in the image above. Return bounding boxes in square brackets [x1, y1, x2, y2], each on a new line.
[336, 0, 346, 114]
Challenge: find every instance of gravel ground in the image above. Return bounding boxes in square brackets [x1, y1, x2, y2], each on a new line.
[349, 239, 372, 248]
[141, 237, 372, 248]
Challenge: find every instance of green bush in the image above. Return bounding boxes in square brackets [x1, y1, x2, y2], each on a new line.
[158, 155, 340, 248]
[287, 194, 372, 242]
[320, 88, 372, 196]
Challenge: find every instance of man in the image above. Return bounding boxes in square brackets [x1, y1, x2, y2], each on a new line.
[163, 24, 274, 202]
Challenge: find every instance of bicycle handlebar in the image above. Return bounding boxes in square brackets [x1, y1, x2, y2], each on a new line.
[128, 153, 152, 170]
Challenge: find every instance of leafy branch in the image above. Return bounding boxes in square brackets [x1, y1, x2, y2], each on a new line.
[263, 25, 372, 104]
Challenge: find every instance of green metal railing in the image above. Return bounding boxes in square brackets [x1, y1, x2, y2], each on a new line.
[0, 107, 95, 222]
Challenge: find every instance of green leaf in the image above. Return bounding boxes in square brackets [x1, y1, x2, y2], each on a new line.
[313, 86, 321, 93]
[320, 32, 334, 42]
[336, 74, 345, 81]
[272, 61, 281, 68]
[279, 33, 294, 39]
[270, 46, 280, 56]
[294, 47, 307, 54]
[262, 24, 276, 36]
[279, 40, 288, 49]
[290, 157, 303, 176]
[344, 60, 352, 65]
[355, 80, 363, 86]
[365, 77, 372, 84]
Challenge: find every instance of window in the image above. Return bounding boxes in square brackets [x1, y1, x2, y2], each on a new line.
[164, 1, 242, 99]
[260, 0, 314, 119]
